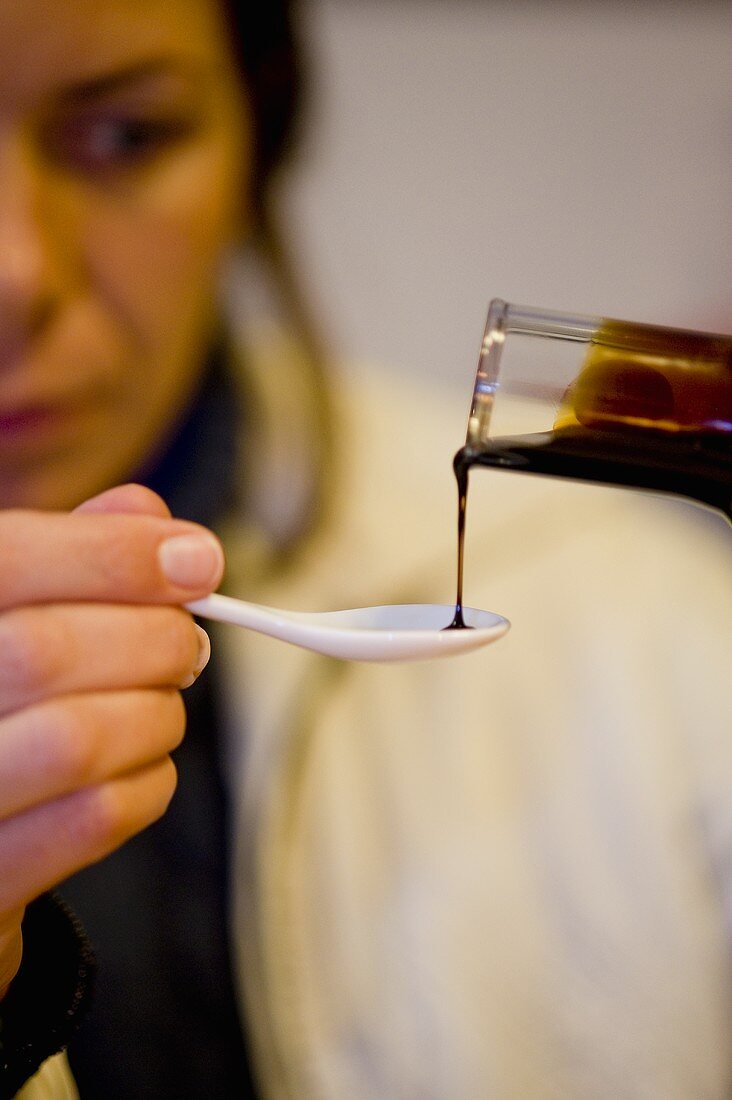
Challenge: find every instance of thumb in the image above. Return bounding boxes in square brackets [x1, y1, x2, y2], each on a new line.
[74, 483, 172, 519]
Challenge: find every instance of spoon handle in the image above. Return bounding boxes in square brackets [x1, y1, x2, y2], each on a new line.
[186, 593, 510, 662]
[186, 593, 281, 632]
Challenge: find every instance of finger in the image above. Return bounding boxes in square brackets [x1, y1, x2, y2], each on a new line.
[0, 758, 177, 912]
[0, 604, 210, 715]
[0, 510, 224, 610]
[0, 910, 24, 1000]
[74, 484, 172, 518]
[0, 689, 186, 822]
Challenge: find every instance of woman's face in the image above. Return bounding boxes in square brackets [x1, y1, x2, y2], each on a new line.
[0, 0, 252, 509]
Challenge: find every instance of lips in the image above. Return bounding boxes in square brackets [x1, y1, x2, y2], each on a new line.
[0, 400, 80, 454]
[0, 405, 58, 432]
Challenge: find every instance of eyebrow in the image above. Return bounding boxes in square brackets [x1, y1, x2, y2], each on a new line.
[57, 57, 197, 105]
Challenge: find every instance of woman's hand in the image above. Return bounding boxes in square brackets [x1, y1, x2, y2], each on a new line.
[0, 485, 224, 999]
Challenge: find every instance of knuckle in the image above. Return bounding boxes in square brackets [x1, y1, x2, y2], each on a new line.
[95, 528, 145, 590]
[25, 691, 184, 801]
[25, 700, 97, 790]
[0, 512, 29, 603]
[69, 758, 178, 861]
[0, 610, 67, 702]
[156, 608, 199, 679]
[158, 690, 187, 751]
[110, 689, 186, 761]
[59, 515, 152, 598]
[157, 757, 179, 807]
[90, 515, 173, 596]
[71, 783, 127, 857]
[156, 754, 178, 793]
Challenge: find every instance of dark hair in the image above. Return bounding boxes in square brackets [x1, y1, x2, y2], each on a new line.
[220, 1, 331, 552]
[220, 0, 303, 205]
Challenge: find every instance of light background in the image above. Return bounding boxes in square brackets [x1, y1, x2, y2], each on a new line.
[284, 0, 732, 388]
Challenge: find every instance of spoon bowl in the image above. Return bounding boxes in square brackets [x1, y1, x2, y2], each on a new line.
[186, 594, 509, 662]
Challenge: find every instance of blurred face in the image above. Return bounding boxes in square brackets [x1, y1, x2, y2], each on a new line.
[0, 0, 252, 509]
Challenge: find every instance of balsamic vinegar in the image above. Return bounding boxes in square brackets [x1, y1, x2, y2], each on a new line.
[444, 461, 470, 630]
[449, 321, 732, 629]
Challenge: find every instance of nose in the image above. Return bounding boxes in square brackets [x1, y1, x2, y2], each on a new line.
[0, 137, 64, 348]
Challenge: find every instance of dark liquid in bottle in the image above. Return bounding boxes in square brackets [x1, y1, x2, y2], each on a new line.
[449, 319, 732, 629]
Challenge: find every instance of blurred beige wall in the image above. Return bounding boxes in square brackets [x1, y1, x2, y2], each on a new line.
[284, 0, 732, 387]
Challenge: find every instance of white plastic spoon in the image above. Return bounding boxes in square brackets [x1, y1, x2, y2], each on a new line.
[186, 594, 509, 662]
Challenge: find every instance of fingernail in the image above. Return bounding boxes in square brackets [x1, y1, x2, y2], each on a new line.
[158, 533, 223, 590]
[181, 625, 211, 689]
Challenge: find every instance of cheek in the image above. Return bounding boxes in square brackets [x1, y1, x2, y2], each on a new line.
[81, 140, 249, 359]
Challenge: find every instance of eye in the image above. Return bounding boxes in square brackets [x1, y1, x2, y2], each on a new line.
[43, 111, 195, 176]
